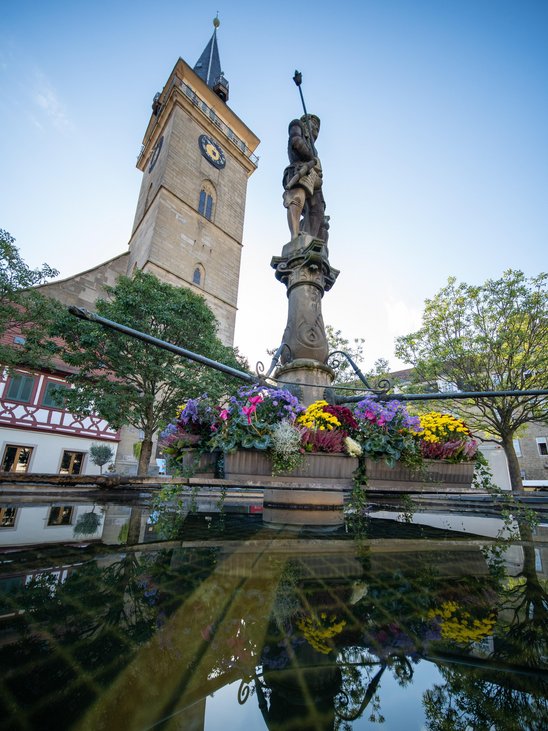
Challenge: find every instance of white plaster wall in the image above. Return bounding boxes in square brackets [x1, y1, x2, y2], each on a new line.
[0, 428, 118, 474]
[480, 443, 511, 491]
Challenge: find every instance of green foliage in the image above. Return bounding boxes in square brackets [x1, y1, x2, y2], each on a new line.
[326, 325, 391, 395]
[73, 510, 102, 536]
[326, 324, 366, 384]
[47, 271, 245, 474]
[0, 229, 59, 367]
[395, 270, 548, 491]
[471, 451, 499, 493]
[89, 444, 114, 474]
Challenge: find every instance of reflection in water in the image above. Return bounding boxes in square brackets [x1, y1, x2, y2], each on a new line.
[0, 500, 546, 730]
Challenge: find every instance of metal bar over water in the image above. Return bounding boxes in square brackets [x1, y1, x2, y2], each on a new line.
[68, 306, 256, 384]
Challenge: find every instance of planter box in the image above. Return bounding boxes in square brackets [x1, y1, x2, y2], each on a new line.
[223, 450, 358, 486]
[364, 458, 476, 492]
[180, 449, 218, 478]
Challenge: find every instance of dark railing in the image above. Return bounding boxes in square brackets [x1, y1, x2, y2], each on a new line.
[68, 308, 548, 404]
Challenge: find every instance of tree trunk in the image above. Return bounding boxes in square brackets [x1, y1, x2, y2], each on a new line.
[138, 436, 154, 476]
[501, 433, 524, 494]
[127, 507, 146, 545]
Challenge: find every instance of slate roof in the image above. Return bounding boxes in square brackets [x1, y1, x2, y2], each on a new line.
[193, 28, 222, 90]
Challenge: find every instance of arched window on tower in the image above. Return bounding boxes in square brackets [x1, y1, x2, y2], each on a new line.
[198, 181, 216, 221]
[193, 264, 205, 287]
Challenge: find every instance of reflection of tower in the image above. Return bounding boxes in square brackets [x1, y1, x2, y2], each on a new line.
[127, 19, 260, 346]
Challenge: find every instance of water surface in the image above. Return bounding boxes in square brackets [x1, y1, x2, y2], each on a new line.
[0, 496, 546, 730]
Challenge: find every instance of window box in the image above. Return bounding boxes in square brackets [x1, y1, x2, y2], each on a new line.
[222, 449, 358, 487]
[364, 459, 476, 492]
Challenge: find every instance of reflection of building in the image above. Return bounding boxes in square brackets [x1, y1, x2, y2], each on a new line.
[0, 503, 105, 547]
[0, 20, 259, 475]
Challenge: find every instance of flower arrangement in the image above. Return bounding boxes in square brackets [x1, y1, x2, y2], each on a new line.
[208, 385, 304, 452]
[159, 387, 306, 474]
[159, 387, 480, 478]
[297, 401, 360, 454]
[414, 412, 479, 462]
[352, 398, 422, 467]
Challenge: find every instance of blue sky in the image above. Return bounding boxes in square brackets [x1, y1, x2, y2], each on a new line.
[2, 1, 547, 371]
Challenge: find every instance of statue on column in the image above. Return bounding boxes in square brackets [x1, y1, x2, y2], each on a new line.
[271, 72, 338, 403]
[282, 114, 329, 243]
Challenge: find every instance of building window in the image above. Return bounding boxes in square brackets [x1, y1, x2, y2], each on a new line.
[47, 506, 74, 526]
[198, 181, 215, 221]
[1, 445, 33, 473]
[59, 451, 85, 475]
[536, 437, 548, 457]
[5, 374, 35, 402]
[513, 439, 522, 457]
[192, 264, 205, 287]
[0, 507, 17, 528]
[42, 382, 70, 408]
[437, 379, 459, 393]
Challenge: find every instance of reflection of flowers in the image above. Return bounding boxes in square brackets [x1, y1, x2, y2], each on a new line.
[368, 621, 441, 661]
[427, 601, 496, 644]
[296, 611, 347, 654]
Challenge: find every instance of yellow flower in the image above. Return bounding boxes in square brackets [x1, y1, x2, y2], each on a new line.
[297, 400, 341, 431]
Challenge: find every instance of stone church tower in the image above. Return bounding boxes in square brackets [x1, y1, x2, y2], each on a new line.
[126, 19, 259, 345]
[27, 21, 260, 474]
[41, 20, 259, 347]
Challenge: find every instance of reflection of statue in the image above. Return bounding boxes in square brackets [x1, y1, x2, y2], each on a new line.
[283, 115, 328, 242]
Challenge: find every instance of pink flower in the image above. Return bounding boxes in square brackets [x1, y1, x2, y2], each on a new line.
[242, 405, 256, 424]
[248, 395, 264, 406]
[219, 409, 229, 421]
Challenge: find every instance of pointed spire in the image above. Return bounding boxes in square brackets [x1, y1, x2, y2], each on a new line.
[193, 15, 229, 101]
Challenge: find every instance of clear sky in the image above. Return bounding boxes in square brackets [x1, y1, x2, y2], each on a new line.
[2, 1, 547, 372]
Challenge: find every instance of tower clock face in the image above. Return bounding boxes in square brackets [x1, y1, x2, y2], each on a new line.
[199, 134, 226, 169]
[148, 135, 164, 173]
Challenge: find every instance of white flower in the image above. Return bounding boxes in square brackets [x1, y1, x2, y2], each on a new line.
[344, 436, 362, 457]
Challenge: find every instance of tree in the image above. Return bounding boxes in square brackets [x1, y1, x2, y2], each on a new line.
[89, 444, 115, 474]
[326, 325, 391, 396]
[395, 270, 548, 493]
[49, 271, 246, 475]
[326, 325, 366, 384]
[0, 229, 58, 367]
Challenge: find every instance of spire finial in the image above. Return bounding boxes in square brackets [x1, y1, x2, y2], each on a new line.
[213, 13, 220, 29]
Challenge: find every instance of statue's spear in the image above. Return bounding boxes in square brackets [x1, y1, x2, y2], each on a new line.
[293, 70, 317, 157]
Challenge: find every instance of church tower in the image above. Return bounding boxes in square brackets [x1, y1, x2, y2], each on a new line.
[126, 19, 260, 345]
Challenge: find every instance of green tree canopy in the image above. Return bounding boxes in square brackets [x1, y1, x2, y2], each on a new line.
[50, 271, 247, 474]
[0, 229, 58, 367]
[89, 444, 115, 474]
[395, 270, 548, 492]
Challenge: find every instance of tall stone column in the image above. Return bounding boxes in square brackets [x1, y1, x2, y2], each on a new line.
[271, 233, 339, 405]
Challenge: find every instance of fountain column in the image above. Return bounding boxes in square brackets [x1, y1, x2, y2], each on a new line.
[271, 233, 339, 405]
